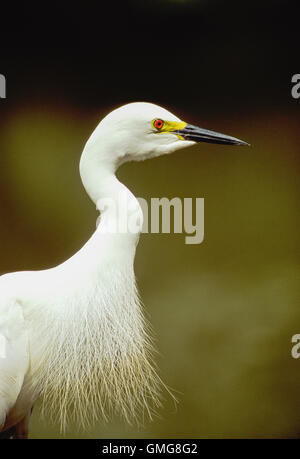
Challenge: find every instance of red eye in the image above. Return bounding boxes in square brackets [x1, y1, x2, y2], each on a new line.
[154, 119, 164, 130]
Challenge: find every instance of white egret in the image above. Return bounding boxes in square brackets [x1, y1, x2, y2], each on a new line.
[0, 102, 248, 438]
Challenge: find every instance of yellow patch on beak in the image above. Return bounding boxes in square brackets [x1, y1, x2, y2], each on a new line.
[151, 119, 187, 140]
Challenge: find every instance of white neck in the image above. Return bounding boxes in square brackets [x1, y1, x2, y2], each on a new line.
[79, 135, 143, 241]
[79, 137, 117, 204]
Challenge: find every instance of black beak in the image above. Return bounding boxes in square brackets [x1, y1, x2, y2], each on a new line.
[174, 124, 250, 146]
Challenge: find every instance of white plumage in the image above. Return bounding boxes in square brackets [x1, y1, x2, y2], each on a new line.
[0, 102, 247, 438]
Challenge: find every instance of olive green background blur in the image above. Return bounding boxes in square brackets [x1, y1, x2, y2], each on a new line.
[0, 0, 299, 438]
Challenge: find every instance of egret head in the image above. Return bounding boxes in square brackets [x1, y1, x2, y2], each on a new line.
[84, 102, 249, 166]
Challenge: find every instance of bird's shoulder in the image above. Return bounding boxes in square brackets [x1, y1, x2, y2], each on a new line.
[0, 277, 30, 428]
[0, 272, 30, 352]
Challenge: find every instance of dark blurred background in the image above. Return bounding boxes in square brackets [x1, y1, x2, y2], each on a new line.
[0, 0, 299, 438]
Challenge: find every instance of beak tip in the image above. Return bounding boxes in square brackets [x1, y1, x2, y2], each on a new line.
[237, 140, 251, 147]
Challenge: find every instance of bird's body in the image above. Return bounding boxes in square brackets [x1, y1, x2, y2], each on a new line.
[0, 102, 248, 438]
[0, 164, 156, 434]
